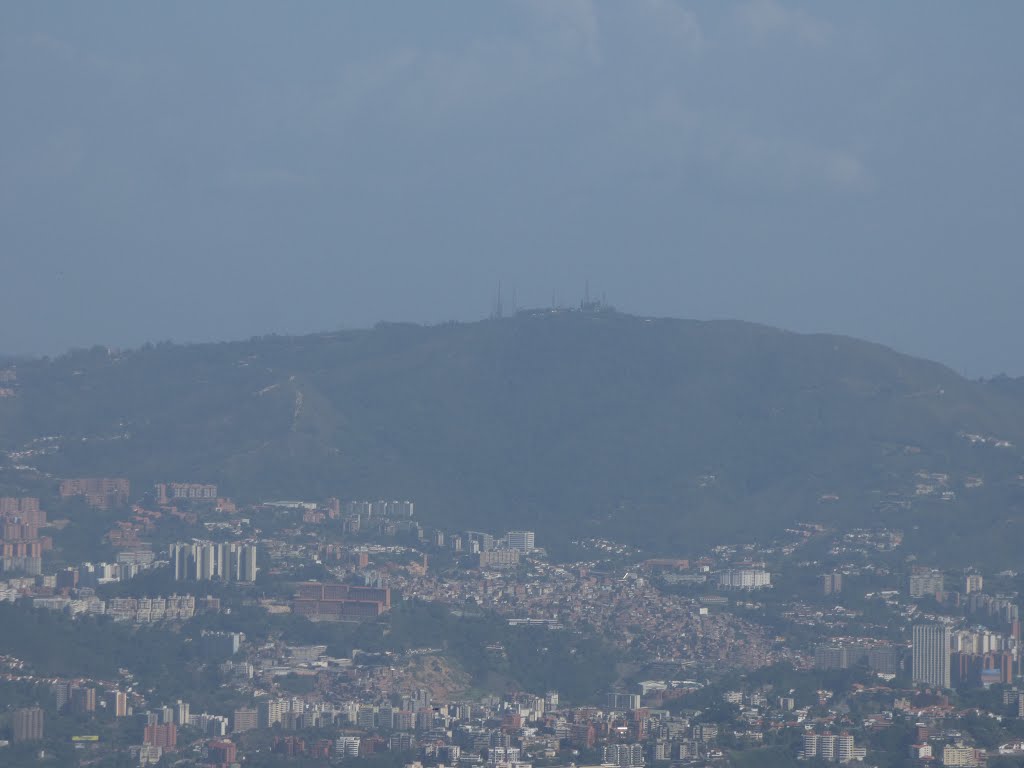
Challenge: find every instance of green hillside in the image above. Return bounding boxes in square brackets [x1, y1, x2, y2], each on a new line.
[2, 310, 1024, 562]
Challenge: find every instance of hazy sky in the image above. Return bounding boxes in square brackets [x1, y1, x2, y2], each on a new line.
[2, 2, 1022, 375]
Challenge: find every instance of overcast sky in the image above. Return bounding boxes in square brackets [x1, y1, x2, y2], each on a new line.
[1, 2, 1022, 375]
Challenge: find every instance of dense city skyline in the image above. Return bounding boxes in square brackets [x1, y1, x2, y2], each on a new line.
[2, 3, 1024, 765]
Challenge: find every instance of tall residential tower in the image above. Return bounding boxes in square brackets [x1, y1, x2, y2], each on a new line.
[913, 623, 952, 688]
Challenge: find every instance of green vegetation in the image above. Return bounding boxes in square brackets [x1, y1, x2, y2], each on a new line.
[0, 679, 145, 768]
[729, 746, 801, 768]
[0, 597, 618, 707]
[4, 312, 1024, 561]
[865, 720, 917, 768]
[276, 673, 317, 694]
[224, 753, 406, 768]
[0, 602, 244, 712]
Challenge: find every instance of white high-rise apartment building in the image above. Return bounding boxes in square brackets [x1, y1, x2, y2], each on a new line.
[336, 736, 361, 757]
[802, 733, 819, 759]
[168, 541, 257, 582]
[198, 543, 216, 580]
[507, 531, 535, 553]
[174, 701, 189, 726]
[819, 735, 836, 761]
[602, 743, 644, 767]
[803, 731, 859, 763]
[718, 569, 771, 589]
[912, 623, 952, 688]
[240, 544, 257, 582]
[909, 569, 944, 598]
[942, 743, 981, 767]
[837, 733, 854, 763]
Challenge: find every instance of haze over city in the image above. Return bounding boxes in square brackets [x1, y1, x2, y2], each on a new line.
[7, 4, 1024, 767]
[2, 2, 1022, 375]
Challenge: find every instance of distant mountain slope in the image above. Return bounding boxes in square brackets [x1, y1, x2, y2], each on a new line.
[3, 311, 1024, 562]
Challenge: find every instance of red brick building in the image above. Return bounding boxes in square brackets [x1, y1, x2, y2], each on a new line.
[144, 722, 177, 749]
[292, 582, 390, 620]
[206, 739, 237, 765]
[60, 478, 130, 509]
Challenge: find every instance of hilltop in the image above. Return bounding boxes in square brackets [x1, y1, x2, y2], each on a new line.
[3, 309, 1024, 563]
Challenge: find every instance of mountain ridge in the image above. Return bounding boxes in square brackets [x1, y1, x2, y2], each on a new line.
[2, 310, 1024, 563]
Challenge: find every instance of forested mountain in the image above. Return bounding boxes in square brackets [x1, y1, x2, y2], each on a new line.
[3, 310, 1024, 562]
